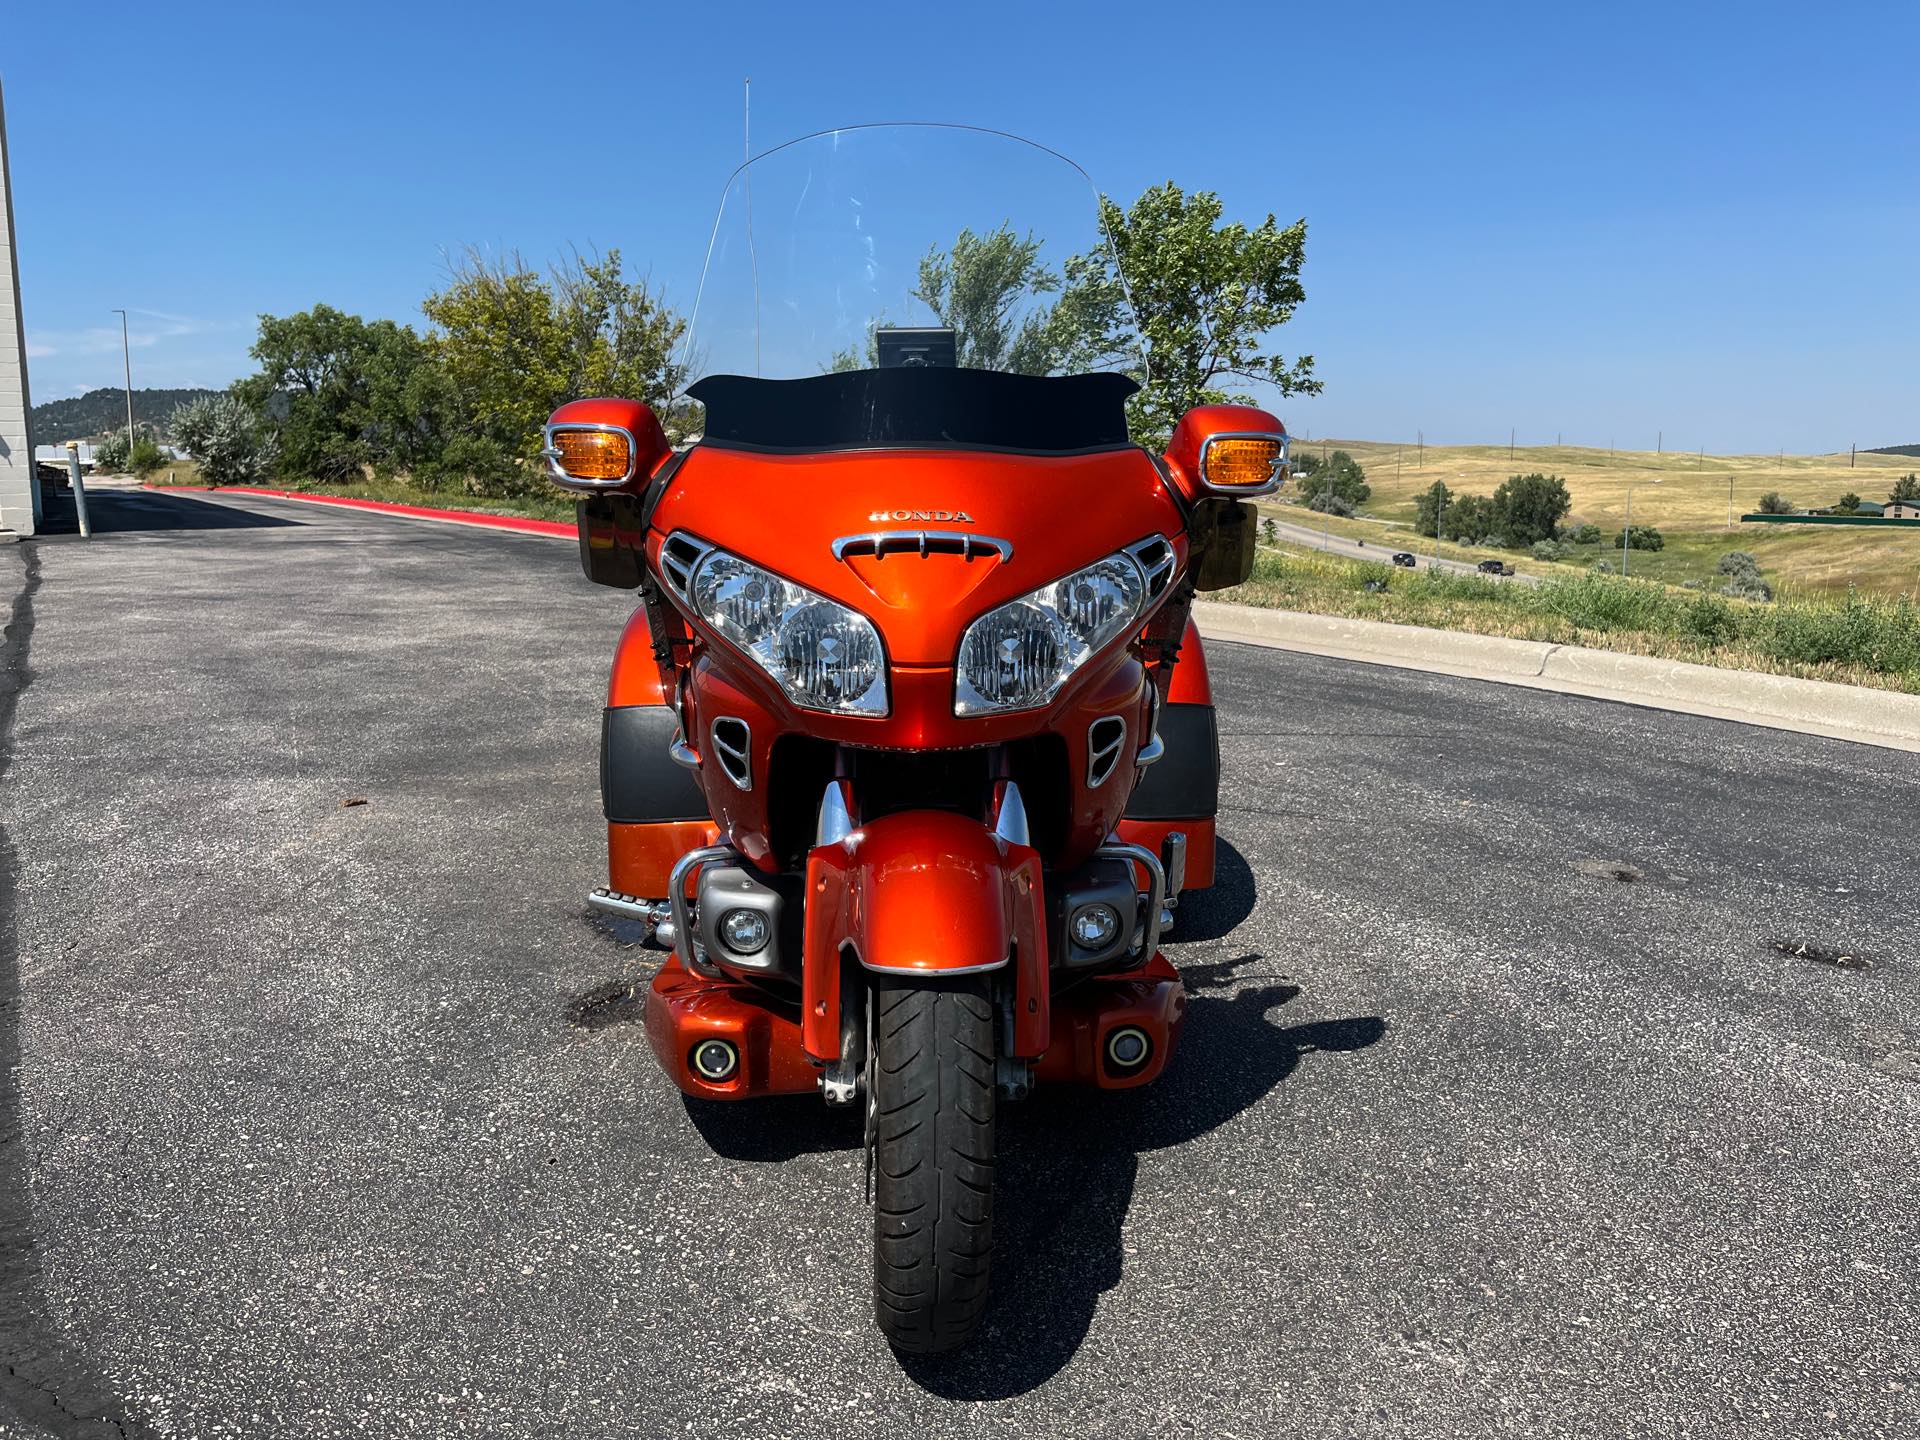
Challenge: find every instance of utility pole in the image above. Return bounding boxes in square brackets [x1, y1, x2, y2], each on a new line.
[1657, 430, 1663, 454]
[1727, 475, 1734, 530]
[1417, 430, 1423, 467]
[110, 308, 134, 454]
[1509, 427, 1515, 460]
[1850, 443, 1856, 469]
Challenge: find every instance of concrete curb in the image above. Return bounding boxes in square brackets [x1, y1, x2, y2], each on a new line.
[1192, 601, 1920, 754]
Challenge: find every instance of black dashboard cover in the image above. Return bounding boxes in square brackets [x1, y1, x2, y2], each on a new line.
[687, 368, 1139, 454]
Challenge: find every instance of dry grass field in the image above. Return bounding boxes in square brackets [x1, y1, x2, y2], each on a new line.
[1275, 439, 1920, 598]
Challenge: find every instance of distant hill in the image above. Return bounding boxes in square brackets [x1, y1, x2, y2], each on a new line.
[1864, 443, 1920, 458]
[30, 387, 223, 443]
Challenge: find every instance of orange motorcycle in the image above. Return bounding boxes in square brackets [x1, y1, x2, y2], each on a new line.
[543, 125, 1288, 1352]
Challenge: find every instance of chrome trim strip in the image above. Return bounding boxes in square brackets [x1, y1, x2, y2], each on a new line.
[542, 421, 639, 491]
[1094, 840, 1168, 960]
[587, 889, 670, 930]
[1135, 686, 1165, 767]
[832, 530, 1013, 562]
[859, 957, 1011, 977]
[1197, 429, 1289, 497]
[658, 531, 714, 597]
[668, 732, 701, 770]
[1123, 535, 1177, 598]
[669, 845, 737, 977]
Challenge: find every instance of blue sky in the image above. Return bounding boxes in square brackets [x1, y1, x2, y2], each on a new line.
[6, 0, 1916, 451]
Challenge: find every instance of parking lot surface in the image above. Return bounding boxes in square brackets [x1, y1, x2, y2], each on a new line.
[2, 489, 1915, 1438]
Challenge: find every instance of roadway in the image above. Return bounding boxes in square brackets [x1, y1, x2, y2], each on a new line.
[1, 488, 1913, 1438]
[1265, 514, 1543, 584]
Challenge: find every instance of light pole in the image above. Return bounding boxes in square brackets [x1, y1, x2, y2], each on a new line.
[110, 308, 134, 455]
[1622, 479, 1661, 577]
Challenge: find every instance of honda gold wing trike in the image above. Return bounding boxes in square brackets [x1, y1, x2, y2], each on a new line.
[541, 124, 1289, 1353]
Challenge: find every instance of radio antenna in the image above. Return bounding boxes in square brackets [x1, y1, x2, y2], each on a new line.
[745, 77, 761, 377]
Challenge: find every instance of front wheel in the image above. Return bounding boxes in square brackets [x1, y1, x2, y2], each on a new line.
[870, 976, 996, 1353]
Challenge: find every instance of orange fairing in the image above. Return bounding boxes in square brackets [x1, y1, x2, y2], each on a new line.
[802, 810, 1050, 1060]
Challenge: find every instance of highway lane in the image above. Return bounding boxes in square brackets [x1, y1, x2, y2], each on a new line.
[1264, 514, 1543, 584]
[2, 487, 1914, 1438]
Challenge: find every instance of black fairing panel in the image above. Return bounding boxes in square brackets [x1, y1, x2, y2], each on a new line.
[687, 368, 1138, 454]
[602, 706, 709, 823]
[1123, 703, 1219, 820]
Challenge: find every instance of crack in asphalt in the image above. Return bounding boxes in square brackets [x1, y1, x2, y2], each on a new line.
[0, 544, 151, 1439]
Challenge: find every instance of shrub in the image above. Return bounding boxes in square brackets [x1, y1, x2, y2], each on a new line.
[1682, 591, 1739, 645]
[1568, 522, 1603, 545]
[170, 396, 277, 487]
[128, 434, 168, 477]
[91, 431, 130, 472]
[1530, 539, 1573, 562]
[1757, 491, 1795, 515]
[1307, 490, 1355, 517]
[1616, 524, 1664, 551]
[1761, 591, 1920, 671]
[1547, 572, 1677, 632]
[1260, 517, 1278, 545]
[413, 433, 527, 499]
[1589, 559, 1614, 575]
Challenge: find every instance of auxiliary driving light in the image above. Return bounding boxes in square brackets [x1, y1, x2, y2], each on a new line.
[1105, 1026, 1151, 1070]
[719, 907, 770, 955]
[690, 1038, 740, 1082]
[1070, 903, 1123, 950]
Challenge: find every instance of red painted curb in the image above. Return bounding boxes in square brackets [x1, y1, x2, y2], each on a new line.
[145, 483, 574, 538]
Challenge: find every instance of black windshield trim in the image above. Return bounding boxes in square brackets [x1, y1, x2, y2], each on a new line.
[686, 368, 1138, 454]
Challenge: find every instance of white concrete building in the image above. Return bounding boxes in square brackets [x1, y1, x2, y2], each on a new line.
[1, 78, 38, 536]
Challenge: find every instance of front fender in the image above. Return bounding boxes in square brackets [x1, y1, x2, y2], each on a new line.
[801, 809, 1049, 1060]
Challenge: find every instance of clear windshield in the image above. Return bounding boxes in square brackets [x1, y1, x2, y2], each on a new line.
[681, 124, 1140, 384]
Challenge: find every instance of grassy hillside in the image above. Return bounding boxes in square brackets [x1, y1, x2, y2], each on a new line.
[1276, 438, 1920, 598]
[30, 387, 223, 443]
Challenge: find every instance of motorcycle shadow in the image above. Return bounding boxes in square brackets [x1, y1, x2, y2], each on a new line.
[898, 953, 1387, 1400]
[1164, 838, 1258, 942]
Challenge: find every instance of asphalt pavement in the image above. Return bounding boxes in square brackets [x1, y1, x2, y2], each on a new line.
[2, 488, 1915, 1438]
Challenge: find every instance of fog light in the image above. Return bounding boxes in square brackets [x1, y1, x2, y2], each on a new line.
[1070, 902, 1122, 950]
[719, 907, 769, 955]
[691, 1038, 739, 1081]
[1105, 1026, 1151, 1070]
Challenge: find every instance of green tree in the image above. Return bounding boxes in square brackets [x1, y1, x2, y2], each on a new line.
[1757, 491, 1795, 515]
[170, 395, 277, 487]
[1491, 472, 1572, 547]
[235, 304, 444, 481]
[1443, 493, 1499, 544]
[1831, 492, 1862, 515]
[913, 226, 1059, 373]
[1057, 183, 1321, 447]
[1297, 449, 1370, 512]
[421, 248, 688, 476]
[1889, 474, 1920, 506]
[1413, 480, 1455, 538]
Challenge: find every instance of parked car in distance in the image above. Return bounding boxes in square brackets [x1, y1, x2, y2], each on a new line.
[1391, 551, 1417, 568]
[1476, 559, 1516, 576]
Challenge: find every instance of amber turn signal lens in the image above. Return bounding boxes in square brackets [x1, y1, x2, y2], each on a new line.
[553, 428, 633, 482]
[1202, 436, 1284, 489]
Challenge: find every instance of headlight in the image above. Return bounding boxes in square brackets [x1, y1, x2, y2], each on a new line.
[686, 547, 887, 715]
[955, 550, 1150, 714]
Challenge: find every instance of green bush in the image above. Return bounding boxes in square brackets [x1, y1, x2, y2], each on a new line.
[128, 434, 168, 477]
[1568, 522, 1602, 545]
[1616, 524, 1664, 551]
[1761, 591, 1920, 671]
[1757, 491, 1795, 515]
[170, 396, 277, 487]
[1682, 591, 1740, 645]
[1530, 539, 1572, 562]
[91, 431, 130, 472]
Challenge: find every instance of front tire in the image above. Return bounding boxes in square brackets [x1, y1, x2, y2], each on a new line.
[870, 977, 996, 1354]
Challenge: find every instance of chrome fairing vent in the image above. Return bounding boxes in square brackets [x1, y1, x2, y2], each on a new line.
[660, 532, 711, 596]
[1088, 716, 1128, 787]
[1126, 535, 1176, 599]
[710, 716, 753, 790]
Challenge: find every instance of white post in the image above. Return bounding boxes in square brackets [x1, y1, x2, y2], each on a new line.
[0, 77, 39, 536]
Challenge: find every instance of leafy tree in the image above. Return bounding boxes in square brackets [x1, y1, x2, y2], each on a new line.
[1889, 474, 1920, 506]
[1296, 450, 1369, 511]
[235, 304, 444, 481]
[1413, 480, 1454, 539]
[1831, 492, 1862, 515]
[1491, 472, 1572, 547]
[170, 395, 277, 487]
[1617, 524, 1665, 551]
[1442, 493, 1499, 544]
[1058, 183, 1321, 447]
[1757, 491, 1795, 514]
[913, 227, 1059, 373]
[421, 247, 687, 468]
